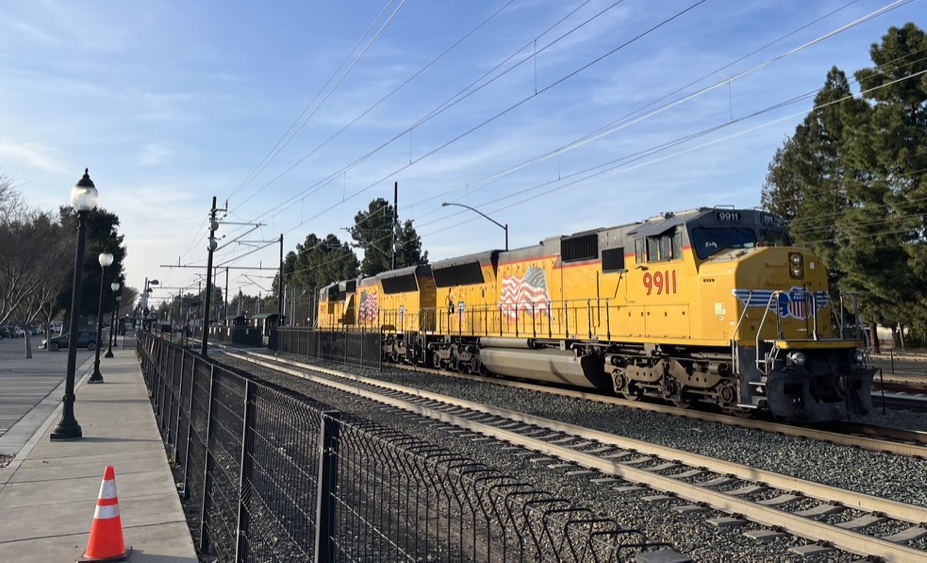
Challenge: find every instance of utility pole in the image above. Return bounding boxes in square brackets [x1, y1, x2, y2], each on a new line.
[391, 181, 398, 270]
[224, 267, 229, 324]
[278, 233, 284, 326]
[201, 196, 221, 356]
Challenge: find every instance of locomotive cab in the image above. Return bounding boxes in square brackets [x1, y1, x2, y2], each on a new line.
[687, 211, 875, 422]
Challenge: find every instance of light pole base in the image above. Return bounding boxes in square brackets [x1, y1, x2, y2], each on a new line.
[88, 371, 104, 384]
[50, 421, 83, 440]
[104, 350, 114, 358]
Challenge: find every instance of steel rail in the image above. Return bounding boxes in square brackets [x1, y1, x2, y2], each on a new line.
[228, 351, 927, 562]
[393, 361, 927, 457]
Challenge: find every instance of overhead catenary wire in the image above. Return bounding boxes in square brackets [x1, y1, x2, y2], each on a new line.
[241, 0, 906, 244]
[174, 0, 922, 293]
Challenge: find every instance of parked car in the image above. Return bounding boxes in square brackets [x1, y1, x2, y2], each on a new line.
[13, 326, 25, 337]
[42, 330, 97, 351]
[0, 326, 15, 339]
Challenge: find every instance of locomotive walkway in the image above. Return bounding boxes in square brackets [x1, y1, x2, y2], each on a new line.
[0, 337, 197, 562]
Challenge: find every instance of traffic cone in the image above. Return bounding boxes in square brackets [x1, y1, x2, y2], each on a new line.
[79, 466, 131, 562]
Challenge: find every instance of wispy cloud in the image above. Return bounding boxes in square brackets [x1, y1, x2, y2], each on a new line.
[0, 139, 67, 174]
[137, 143, 175, 166]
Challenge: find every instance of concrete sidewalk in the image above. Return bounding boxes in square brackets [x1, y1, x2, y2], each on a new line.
[0, 343, 198, 562]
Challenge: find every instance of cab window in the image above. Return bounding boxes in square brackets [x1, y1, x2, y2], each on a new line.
[638, 228, 682, 263]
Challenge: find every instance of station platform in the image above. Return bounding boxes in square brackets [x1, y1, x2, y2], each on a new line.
[0, 339, 198, 562]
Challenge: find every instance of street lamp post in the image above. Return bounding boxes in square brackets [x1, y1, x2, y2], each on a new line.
[89, 252, 114, 383]
[112, 296, 122, 349]
[50, 169, 99, 441]
[105, 283, 120, 357]
[142, 278, 159, 332]
[441, 202, 509, 250]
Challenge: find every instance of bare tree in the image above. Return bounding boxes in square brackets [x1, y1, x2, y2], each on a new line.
[0, 176, 73, 357]
[0, 172, 26, 224]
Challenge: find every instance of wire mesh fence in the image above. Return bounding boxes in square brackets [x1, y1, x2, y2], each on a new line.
[137, 333, 682, 562]
[275, 327, 382, 369]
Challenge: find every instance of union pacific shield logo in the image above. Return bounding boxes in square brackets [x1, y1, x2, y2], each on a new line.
[780, 289, 807, 320]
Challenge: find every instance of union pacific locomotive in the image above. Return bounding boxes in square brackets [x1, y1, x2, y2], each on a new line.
[317, 208, 875, 423]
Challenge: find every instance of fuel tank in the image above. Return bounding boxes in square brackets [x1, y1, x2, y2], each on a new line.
[478, 347, 611, 391]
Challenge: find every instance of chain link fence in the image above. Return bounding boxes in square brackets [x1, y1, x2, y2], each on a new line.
[138, 333, 683, 562]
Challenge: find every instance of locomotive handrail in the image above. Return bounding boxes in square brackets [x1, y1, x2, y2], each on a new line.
[809, 287, 818, 341]
[731, 290, 755, 376]
[755, 290, 786, 376]
[838, 292, 870, 353]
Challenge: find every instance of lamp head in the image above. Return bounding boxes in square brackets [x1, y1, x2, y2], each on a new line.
[70, 168, 99, 212]
[150, 280, 160, 286]
[98, 252, 114, 268]
[441, 202, 450, 207]
[111, 282, 120, 291]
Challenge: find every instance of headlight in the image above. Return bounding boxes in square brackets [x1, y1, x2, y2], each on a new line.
[787, 351, 806, 366]
[852, 350, 865, 364]
[788, 253, 803, 279]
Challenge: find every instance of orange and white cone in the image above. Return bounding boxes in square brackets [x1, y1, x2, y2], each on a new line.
[80, 466, 131, 562]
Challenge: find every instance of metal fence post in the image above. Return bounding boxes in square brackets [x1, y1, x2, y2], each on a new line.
[198, 363, 217, 555]
[181, 351, 196, 501]
[235, 379, 256, 562]
[315, 410, 341, 562]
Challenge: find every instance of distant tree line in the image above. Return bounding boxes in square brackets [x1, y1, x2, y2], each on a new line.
[762, 23, 927, 351]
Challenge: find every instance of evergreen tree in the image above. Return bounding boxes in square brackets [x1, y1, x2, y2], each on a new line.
[349, 198, 396, 276]
[839, 23, 927, 331]
[349, 198, 428, 276]
[291, 232, 358, 290]
[56, 206, 126, 324]
[763, 23, 927, 345]
[761, 67, 866, 288]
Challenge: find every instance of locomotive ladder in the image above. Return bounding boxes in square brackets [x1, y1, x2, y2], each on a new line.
[729, 290, 788, 408]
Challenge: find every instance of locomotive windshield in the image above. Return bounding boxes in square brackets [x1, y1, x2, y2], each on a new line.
[690, 227, 758, 259]
[690, 224, 793, 259]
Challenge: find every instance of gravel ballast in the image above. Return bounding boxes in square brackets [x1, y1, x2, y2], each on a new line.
[218, 352, 927, 562]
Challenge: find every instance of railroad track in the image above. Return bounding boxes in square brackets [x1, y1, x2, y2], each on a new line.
[384, 356, 927, 458]
[222, 349, 927, 561]
[215, 341, 927, 457]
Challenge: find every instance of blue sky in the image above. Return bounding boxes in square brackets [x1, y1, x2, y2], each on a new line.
[1, 0, 922, 308]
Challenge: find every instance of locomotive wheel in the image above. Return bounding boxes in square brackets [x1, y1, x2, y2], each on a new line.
[722, 407, 754, 419]
[671, 394, 693, 409]
[716, 382, 739, 407]
[612, 370, 633, 399]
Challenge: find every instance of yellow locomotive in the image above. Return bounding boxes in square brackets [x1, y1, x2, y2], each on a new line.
[319, 207, 875, 423]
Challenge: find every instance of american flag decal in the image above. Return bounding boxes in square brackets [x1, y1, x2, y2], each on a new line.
[500, 266, 550, 320]
[358, 290, 378, 322]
